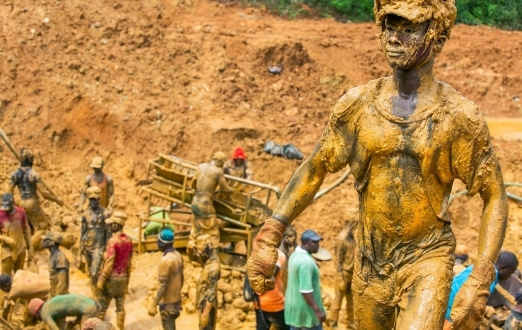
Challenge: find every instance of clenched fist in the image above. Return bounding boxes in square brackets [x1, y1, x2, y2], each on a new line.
[246, 218, 286, 294]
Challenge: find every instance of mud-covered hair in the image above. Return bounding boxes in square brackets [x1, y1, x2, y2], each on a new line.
[374, 0, 457, 39]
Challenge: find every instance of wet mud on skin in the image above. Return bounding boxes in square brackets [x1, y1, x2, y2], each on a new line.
[0, 0, 522, 328]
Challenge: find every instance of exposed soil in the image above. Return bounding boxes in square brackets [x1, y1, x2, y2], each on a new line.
[1, 0, 522, 328]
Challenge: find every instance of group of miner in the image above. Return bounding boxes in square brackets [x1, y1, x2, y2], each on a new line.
[0, 146, 253, 330]
[0, 150, 131, 330]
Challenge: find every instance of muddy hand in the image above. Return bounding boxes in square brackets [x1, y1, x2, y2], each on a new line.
[246, 218, 286, 294]
[450, 258, 495, 330]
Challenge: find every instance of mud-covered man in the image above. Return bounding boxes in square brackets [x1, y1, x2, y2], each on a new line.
[0, 193, 33, 275]
[42, 231, 69, 297]
[79, 156, 115, 212]
[225, 146, 253, 181]
[80, 186, 110, 298]
[194, 234, 220, 330]
[247, 0, 508, 329]
[328, 220, 357, 329]
[149, 229, 184, 330]
[27, 294, 98, 330]
[7, 148, 64, 248]
[97, 211, 132, 330]
[189, 151, 234, 256]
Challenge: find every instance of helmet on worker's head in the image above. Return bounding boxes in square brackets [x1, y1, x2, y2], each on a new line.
[158, 228, 175, 245]
[106, 211, 128, 226]
[90, 156, 104, 169]
[212, 151, 227, 163]
[41, 231, 64, 245]
[28, 298, 45, 316]
[373, 0, 457, 39]
[86, 186, 101, 199]
[0, 193, 14, 211]
[20, 148, 34, 165]
[231, 147, 246, 160]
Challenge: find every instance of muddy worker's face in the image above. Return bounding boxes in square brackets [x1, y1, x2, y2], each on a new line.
[233, 158, 245, 167]
[302, 239, 320, 254]
[381, 15, 431, 70]
[0, 201, 13, 213]
[42, 238, 55, 249]
[88, 197, 100, 209]
[110, 222, 122, 233]
[284, 233, 296, 247]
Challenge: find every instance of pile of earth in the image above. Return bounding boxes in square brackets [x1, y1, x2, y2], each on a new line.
[1, 0, 522, 328]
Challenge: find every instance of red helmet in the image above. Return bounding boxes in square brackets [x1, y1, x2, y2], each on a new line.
[231, 147, 246, 160]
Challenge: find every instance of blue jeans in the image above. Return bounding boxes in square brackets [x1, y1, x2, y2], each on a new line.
[290, 325, 323, 330]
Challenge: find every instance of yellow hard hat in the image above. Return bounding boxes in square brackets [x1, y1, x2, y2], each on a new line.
[90, 156, 104, 169]
[212, 151, 227, 162]
[106, 211, 128, 225]
[86, 186, 101, 199]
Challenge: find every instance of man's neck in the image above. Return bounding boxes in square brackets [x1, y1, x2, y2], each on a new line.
[393, 60, 436, 96]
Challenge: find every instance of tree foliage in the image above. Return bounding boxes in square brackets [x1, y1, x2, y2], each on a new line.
[257, 0, 522, 30]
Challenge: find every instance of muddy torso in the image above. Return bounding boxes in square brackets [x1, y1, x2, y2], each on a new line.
[0, 207, 28, 257]
[320, 77, 495, 266]
[81, 207, 109, 249]
[88, 174, 110, 208]
[195, 163, 223, 195]
[11, 168, 38, 199]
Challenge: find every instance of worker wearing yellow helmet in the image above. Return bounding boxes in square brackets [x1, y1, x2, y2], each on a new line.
[79, 156, 115, 212]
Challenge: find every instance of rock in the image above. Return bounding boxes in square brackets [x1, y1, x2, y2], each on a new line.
[188, 287, 197, 305]
[232, 298, 250, 312]
[223, 292, 233, 303]
[230, 270, 241, 278]
[217, 291, 224, 308]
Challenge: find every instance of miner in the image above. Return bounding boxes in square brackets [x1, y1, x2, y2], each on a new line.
[188, 151, 234, 258]
[246, 0, 508, 329]
[194, 234, 220, 330]
[42, 231, 69, 297]
[80, 186, 110, 298]
[79, 156, 115, 212]
[148, 229, 184, 330]
[7, 148, 63, 248]
[328, 220, 357, 329]
[224, 146, 253, 181]
[97, 211, 132, 330]
[0, 193, 33, 275]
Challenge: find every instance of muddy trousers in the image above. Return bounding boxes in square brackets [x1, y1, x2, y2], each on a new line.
[83, 248, 103, 298]
[352, 248, 453, 330]
[160, 302, 182, 330]
[20, 197, 49, 250]
[98, 277, 128, 330]
[1, 251, 26, 276]
[328, 270, 355, 329]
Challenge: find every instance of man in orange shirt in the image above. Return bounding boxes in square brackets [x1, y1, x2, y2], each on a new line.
[254, 248, 289, 330]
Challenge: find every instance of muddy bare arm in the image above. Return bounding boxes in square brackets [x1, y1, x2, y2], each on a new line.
[35, 178, 63, 206]
[302, 292, 326, 323]
[450, 159, 508, 330]
[107, 176, 115, 211]
[271, 145, 327, 226]
[79, 176, 90, 212]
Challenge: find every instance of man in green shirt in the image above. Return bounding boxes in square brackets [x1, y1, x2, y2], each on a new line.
[27, 294, 98, 330]
[284, 230, 326, 330]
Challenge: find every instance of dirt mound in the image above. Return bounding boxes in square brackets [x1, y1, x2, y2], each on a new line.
[1, 0, 522, 328]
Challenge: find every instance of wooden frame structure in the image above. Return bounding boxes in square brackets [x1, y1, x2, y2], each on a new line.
[137, 154, 281, 256]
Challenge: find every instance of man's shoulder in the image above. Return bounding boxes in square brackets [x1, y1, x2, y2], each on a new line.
[439, 82, 483, 118]
[332, 78, 383, 115]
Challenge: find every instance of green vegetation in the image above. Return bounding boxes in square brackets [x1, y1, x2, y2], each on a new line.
[249, 0, 522, 30]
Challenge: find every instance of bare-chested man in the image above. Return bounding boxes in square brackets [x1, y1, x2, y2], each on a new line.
[8, 148, 63, 249]
[188, 152, 234, 255]
[247, 1, 507, 329]
[79, 156, 114, 212]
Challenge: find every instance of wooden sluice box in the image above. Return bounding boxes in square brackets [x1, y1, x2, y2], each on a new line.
[137, 153, 281, 256]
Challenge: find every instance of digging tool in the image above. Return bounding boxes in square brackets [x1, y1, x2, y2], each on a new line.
[0, 127, 76, 212]
[0, 316, 15, 330]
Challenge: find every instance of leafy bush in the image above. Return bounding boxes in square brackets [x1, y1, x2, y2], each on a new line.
[245, 0, 522, 30]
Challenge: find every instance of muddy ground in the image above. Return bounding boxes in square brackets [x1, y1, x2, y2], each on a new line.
[1, 0, 522, 328]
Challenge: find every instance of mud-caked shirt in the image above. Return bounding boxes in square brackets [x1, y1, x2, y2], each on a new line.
[10, 167, 40, 199]
[81, 207, 110, 250]
[49, 248, 69, 297]
[0, 206, 30, 259]
[158, 249, 184, 305]
[98, 233, 133, 283]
